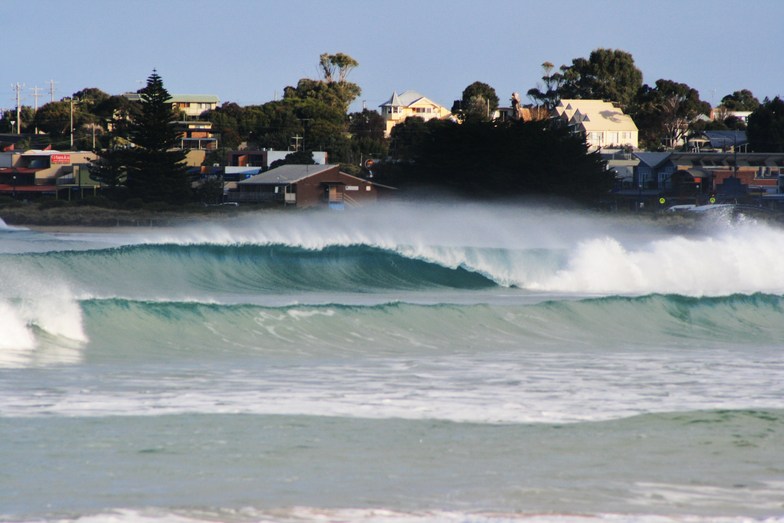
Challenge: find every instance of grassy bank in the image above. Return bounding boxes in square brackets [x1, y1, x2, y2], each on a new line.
[0, 197, 250, 227]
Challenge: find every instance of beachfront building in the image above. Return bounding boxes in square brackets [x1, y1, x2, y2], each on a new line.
[0, 149, 98, 198]
[554, 99, 639, 151]
[228, 164, 393, 209]
[379, 90, 453, 137]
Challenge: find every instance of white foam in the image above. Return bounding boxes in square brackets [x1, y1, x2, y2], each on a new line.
[0, 262, 87, 366]
[529, 225, 784, 296]
[94, 203, 784, 297]
[3, 346, 782, 421]
[0, 300, 37, 366]
[12, 507, 781, 523]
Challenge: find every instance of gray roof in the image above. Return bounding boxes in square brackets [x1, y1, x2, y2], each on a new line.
[238, 164, 337, 185]
[380, 90, 426, 107]
[633, 152, 672, 168]
[703, 130, 747, 148]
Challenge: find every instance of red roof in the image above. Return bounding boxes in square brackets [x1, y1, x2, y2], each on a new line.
[0, 167, 44, 174]
[0, 184, 58, 193]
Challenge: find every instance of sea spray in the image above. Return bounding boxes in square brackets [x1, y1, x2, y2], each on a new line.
[528, 224, 784, 295]
[0, 259, 87, 362]
[2, 205, 784, 521]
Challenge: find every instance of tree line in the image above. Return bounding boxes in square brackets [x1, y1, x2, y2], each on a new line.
[3, 49, 784, 205]
[525, 48, 781, 151]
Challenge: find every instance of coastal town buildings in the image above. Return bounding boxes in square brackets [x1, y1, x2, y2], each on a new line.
[228, 163, 393, 209]
[123, 93, 220, 151]
[0, 149, 98, 198]
[554, 99, 639, 151]
[379, 91, 453, 137]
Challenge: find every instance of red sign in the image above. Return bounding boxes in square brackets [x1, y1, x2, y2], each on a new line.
[50, 154, 71, 164]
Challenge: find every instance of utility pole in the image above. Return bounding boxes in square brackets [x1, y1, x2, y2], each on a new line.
[30, 86, 43, 111]
[69, 97, 75, 150]
[13, 82, 24, 134]
[30, 86, 43, 134]
[291, 135, 303, 151]
[49, 80, 57, 103]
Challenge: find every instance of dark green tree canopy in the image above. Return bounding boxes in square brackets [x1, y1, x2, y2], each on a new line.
[348, 109, 389, 163]
[32, 101, 73, 138]
[382, 118, 612, 202]
[131, 70, 181, 152]
[747, 96, 784, 152]
[453, 81, 500, 122]
[630, 79, 710, 149]
[89, 147, 128, 191]
[124, 70, 189, 203]
[720, 89, 760, 112]
[560, 48, 643, 108]
[284, 78, 361, 115]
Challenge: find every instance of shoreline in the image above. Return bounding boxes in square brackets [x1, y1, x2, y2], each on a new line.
[2, 201, 776, 236]
[0, 204, 247, 230]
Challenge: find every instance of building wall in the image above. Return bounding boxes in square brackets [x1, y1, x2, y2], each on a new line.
[235, 167, 382, 208]
[293, 169, 379, 208]
[14, 151, 96, 184]
[584, 129, 638, 149]
[382, 101, 452, 136]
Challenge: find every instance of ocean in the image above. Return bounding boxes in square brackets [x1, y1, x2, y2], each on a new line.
[1, 203, 783, 523]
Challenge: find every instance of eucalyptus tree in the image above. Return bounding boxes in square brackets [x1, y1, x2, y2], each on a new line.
[559, 48, 643, 109]
[631, 79, 710, 150]
[721, 89, 760, 112]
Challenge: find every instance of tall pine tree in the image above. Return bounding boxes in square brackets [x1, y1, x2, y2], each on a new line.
[126, 70, 189, 203]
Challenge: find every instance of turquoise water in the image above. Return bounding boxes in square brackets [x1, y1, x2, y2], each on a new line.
[1, 204, 783, 522]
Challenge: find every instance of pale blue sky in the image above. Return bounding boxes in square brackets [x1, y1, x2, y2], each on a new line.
[4, 0, 783, 114]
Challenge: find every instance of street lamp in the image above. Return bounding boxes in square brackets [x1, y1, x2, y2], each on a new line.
[12, 175, 16, 199]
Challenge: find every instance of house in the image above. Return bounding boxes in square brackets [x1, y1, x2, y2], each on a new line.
[0, 149, 98, 198]
[124, 93, 220, 150]
[123, 93, 220, 119]
[554, 99, 639, 150]
[634, 152, 676, 190]
[174, 120, 217, 150]
[379, 90, 453, 137]
[600, 148, 639, 187]
[228, 164, 393, 208]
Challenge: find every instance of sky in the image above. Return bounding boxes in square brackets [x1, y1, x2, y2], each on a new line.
[3, 0, 784, 115]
